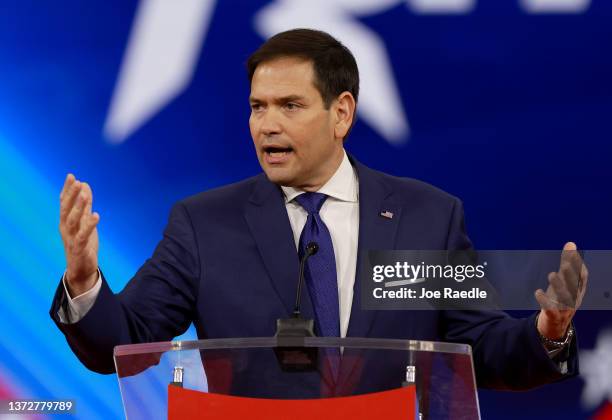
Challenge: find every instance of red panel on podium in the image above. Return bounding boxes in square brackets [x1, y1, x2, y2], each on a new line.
[168, 385, 416, 420]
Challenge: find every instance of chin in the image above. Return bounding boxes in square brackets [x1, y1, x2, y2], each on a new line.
[262, 167, 296, 186]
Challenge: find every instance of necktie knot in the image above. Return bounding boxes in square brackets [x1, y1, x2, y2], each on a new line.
[295, 192, 328, 215]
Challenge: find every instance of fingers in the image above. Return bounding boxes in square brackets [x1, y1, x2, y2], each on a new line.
[563, 241, 577, 251]
[74, 212, 100, 251]
[576, 258, 589, 308]
[560, 242, 582, 273]
[60, 176, 96, 242]
[81, 182, 93, 217]
[535, 288, 550, 309]
[566, 242, 589, 302]
[60, 178, 82, 224]
[74, 182, 100, 249]
[534, 274, 568, 311]
[60, 173, 75, 200]
[548, 271, 575, 308]
[534, 288, 561, 311]
[580, 263, 589, 292]
[65, 190, 89, 235]
[558, 260, 579, 299]
[555, 242, 585, 305]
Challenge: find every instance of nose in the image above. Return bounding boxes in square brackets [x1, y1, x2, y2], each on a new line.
[258, 108, 282, 137]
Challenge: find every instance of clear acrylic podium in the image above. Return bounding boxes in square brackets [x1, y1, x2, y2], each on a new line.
[114, 337, 480, 419]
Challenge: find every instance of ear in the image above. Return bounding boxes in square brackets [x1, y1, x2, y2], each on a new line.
[333, 92, 356, 140]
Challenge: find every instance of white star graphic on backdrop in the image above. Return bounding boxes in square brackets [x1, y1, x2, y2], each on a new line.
[580, 329, 612, 409]
[103, 0, 477, 145]
[103, 0, 590, 145]
[104, 0, 217, 143]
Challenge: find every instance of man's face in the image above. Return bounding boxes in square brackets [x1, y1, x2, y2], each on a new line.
[249, 57, 344, 190]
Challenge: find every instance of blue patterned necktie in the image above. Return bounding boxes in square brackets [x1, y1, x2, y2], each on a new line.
[295, 192, 341, 384]
[295, 192, 340, 339]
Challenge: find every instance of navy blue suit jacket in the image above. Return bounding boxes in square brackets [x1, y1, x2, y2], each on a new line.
[50, 156, 577, 392]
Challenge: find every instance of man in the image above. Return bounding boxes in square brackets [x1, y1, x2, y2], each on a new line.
[51, 29, 585, 393]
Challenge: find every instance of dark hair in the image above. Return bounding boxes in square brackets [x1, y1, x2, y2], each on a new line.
[247, 28, 359, 108]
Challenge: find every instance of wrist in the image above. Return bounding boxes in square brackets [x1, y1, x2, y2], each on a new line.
[535, 312, 574, 350]
[536, 310, 571, 340]
[65, 269, 98, 297]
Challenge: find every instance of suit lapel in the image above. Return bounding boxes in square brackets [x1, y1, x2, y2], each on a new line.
[336, 157, 403, 390]
[346, 157, 402, 338]
[243, 175, 315, 320]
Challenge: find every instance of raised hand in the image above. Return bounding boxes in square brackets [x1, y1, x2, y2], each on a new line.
[535, 242, 588, 340]
[59, 174, 100, 297]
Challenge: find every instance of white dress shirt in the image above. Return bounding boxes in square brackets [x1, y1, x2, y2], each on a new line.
[60, 150, 360, 338]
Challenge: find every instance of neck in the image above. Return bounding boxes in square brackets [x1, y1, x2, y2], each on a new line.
[299, 148, 344, 192]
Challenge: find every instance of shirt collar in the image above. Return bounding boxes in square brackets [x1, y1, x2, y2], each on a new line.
[281, 150, 358, 204]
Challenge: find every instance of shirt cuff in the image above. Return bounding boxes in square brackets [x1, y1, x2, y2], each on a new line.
[57, 269, 102, 324]
[541, 334, 573, 374]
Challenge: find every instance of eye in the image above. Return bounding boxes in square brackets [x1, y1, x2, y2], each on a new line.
[250, 103, 263, 112]
[285, 102, 299, 111]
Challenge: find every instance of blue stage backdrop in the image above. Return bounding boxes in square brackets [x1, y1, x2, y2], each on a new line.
[1, 1, 611, 418]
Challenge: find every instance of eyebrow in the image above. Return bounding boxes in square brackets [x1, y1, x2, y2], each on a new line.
[249, 95, 305, 104]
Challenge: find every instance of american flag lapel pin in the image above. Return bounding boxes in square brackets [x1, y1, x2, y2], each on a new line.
[380, 210, 394, 219]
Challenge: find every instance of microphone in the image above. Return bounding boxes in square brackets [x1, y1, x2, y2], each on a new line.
[293, 242, 318, 318]
[274, 242, 319, 372]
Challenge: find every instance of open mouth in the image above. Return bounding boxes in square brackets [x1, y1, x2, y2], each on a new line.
[263, 145, 293, 157]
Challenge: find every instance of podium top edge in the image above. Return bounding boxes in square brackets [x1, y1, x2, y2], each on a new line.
[113, 337, 471, 357]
